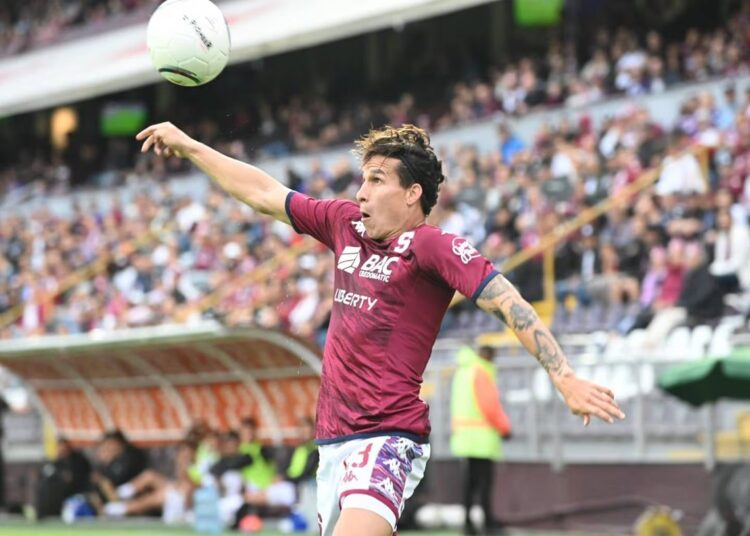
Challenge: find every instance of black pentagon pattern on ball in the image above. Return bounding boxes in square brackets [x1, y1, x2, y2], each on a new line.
[158, 66, 201, 85]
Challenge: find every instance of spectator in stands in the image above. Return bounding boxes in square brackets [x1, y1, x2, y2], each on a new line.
[596, 243, 640, 328]
[554, 226, 602, 319]
[677, 243, 724, 325]
[656, 131, 707, 196]
[451, 344, 511, 536]
[34, 437, 91, 518]
[638, 241, 723, 341]
[497, 123, 524, 165]
[709, 208, 750, 294]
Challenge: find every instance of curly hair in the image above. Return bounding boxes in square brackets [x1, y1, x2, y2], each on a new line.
[353, 124, 446, 216]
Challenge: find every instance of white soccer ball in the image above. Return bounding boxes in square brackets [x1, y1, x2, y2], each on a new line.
[147, 0, 231, 87]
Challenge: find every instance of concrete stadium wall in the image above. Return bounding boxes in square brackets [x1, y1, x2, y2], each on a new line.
[419, 460, 712, 532]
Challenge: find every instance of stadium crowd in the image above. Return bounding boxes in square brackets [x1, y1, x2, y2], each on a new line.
[34, 418, 318, 530]
[0, 0, 160, 56]
[2, 83, 750, 344]
[2, 2, 750, 344]
[171, 2, 750, 158]
[3, 0, 750, 201]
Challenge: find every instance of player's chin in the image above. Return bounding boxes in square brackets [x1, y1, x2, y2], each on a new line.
[366, 225, 386, 240]
[362, 219, 377, 236]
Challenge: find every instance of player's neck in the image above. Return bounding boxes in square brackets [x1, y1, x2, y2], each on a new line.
[381, 212, 426, 241]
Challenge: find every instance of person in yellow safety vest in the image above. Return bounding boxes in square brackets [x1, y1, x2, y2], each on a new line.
[238, 417, 277, 491]
[238, 417, 319, 528]
[284, 417, 319, 484]
[451, 344, 512, 536]
[187, 427, 220, 486]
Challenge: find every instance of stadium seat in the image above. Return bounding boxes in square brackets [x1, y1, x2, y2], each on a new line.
[688, 324, 714, 359]
[532, 368, 553, 402]
[708, 316, 744, 357]
[662, 326, 691, 361]
[624, 329, 647, 357]
[609, 364, 636, 400]
[638, 363, 656, 395]
[602, 335, 627, 362]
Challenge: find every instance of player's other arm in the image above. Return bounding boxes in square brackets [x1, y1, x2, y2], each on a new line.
[475, 273, 626, 426]
[136, 122, 290, 223]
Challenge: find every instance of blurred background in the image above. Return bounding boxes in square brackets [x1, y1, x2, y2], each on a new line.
[0, 0, 750, 534]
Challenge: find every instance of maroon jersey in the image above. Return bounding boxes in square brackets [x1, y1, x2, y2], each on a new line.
[286, 192, 498, 444]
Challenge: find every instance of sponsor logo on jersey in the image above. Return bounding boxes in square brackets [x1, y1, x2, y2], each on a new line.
[358, 254, 398, 282]
[352, 220, 366, 237]
[334, 288, 378, 311]
[451, 236, 480, 264]
[337, 246, 361, 274]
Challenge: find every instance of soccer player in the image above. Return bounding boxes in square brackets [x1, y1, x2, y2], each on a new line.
[136, 123, 625, 536]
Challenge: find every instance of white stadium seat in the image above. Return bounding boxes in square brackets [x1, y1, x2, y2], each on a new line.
[663, 326, 691, 360]
[688, 324, 713, 359]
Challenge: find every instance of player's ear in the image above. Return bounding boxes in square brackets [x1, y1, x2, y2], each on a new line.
[406, 183, 423, 208]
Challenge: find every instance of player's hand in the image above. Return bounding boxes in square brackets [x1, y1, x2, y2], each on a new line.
[552, 372, 625, 426]
[136, 121, 196, 158]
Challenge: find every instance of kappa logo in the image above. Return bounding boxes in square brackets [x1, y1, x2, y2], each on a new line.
[359, 254, 398, 283]
[352, 220, 366, 237]
[337, 246, 361, 274]
[451, 237, 480, 264]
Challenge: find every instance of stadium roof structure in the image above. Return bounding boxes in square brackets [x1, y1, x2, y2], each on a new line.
[0, 0, 497, 117]
[0, 322, 321, 444]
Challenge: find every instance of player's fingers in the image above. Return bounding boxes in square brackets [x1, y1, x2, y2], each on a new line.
[141, 134, 157, 153]
[587, 400, 616, 423]
[136, 124, 160, 140]
[593, 391, 625, 419]
[592, 397, 621, 422]
[163, 147, 173, 158]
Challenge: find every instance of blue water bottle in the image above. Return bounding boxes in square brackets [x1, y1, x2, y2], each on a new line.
[193, 486, 222, 534]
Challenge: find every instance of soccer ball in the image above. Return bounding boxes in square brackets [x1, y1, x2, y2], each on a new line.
[147, 0, 231, 87]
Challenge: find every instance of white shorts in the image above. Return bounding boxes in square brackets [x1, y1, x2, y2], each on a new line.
[317, 435, 430, 535]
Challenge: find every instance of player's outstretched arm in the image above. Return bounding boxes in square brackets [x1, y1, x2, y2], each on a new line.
[475, 274, 626, 426]
[136, 122, 291, 224]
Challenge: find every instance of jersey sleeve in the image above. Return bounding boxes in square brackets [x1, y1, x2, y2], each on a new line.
[417, 230, 499, 301]
[285, 192, 355, 250]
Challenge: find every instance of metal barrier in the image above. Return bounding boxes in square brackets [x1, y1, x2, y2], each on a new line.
[423, 339, 750, 468]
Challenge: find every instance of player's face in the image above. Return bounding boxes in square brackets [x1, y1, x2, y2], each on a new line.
[357, 155, 418, 240]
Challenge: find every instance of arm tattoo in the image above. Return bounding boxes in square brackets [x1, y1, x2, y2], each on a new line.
[509, 302, 536, 331]
[532, 329, 566, 376]
[478, 274, 513, 300]
[478, 275, 537, 329]
[477, 275, 514, 324]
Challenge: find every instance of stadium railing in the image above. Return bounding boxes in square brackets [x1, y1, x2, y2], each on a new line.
[423, 338, 750, 468]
